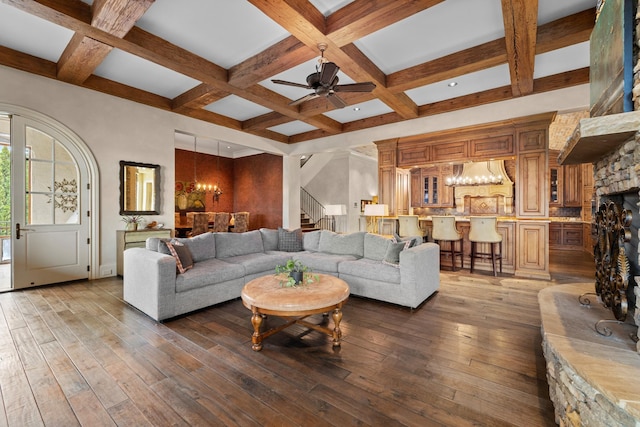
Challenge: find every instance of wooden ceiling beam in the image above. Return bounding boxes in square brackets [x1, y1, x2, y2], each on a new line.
[248, 0, 418, 119]
[171, 84, 228, 113]
[243, 112, 293, 132]
[57, 0, 153, 84]
[501, 0, 538, 97]
[536, 8, 594, 54]
[387, 8, 593, 94]
[326, 0, 443, 46]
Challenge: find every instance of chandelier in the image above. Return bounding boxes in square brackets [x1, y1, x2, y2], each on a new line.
[193, 136, 222, 201]
[445, 161, 504, 187]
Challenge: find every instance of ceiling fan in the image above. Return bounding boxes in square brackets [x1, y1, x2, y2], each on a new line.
[271, 43, 376, 109]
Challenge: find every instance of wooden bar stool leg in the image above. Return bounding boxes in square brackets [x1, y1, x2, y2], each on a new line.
[450, 242, 457, 271]
[499, 242, 503, 273]
[470, 242, 475, 273]
[490, 242, 497, 276]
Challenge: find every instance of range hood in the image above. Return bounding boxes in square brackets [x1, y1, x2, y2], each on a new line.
[452, 160, 514, 213]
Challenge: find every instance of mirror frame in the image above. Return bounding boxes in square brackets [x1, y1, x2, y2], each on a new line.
[119, 160, 161, 215]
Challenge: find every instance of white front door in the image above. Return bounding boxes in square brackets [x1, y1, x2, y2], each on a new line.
[11, 115, 90, 289]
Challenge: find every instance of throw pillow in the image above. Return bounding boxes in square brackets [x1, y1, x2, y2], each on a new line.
[393, 232, 418, 248]
[382, 240, 411, 268]
[165, 240, 194, 274]
[278, 227, 303, 252]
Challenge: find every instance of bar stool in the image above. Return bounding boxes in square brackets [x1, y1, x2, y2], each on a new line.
[469, 216, 502, 276]
[398, 215, 427, 242]
[431, 216, 464, 270]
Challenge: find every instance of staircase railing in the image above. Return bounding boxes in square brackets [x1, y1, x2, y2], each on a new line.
[300, 187, 331, 230]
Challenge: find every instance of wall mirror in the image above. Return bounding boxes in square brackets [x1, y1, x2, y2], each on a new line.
[119, 161, 160, 215]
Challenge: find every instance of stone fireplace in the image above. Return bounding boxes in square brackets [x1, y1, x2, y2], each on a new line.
[539, 1, 640, 424]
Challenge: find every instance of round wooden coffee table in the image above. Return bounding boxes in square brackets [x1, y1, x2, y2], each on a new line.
[241, 274, 350, 351]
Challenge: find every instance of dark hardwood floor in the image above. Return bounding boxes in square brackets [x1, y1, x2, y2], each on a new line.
[0, 250, 594, 426]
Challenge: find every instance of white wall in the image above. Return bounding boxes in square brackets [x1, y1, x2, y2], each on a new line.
[303, 151, 377, 233]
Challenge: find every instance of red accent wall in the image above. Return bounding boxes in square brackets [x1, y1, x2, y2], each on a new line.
[175, 149, 282, 230]
[234, 154, 283, 230]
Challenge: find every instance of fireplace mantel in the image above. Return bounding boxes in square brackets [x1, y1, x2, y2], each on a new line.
[558, 111, 640, 165]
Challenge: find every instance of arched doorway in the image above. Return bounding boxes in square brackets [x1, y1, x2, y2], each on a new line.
[0, 105, 99, 290]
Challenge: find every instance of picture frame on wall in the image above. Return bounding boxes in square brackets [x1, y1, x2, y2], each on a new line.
[360, 199, 372, 213]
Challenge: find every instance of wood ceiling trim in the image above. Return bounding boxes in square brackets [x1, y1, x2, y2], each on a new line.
[0, 44, 57, 78]
[501, 0, 538, 97]
[82, 74, 172, 110]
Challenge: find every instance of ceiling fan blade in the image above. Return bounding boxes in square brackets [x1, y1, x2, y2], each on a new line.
[271, 79, 311, 89]
[328, 93, 347, 109]
[289, 93, 320, 106]
[333, 82, 376, 92]
[319, 62, 339, 86]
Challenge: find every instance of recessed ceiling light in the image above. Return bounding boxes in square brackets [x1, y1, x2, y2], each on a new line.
[448, 81, 458, 87]
[353, 107, 361, 111]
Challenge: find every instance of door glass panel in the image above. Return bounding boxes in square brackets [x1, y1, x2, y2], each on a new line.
[26, 127, 53, 161]
[25, 126, 79, 225]
[0, 116, 10, 291]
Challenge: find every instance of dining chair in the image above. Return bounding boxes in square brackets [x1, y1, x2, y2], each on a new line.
[431, 216, 464, 270]
[190, 213, 209, 236]
[213, 212, 230, 232]
[233, 212, 249, 233]
[469, 216, 503, 276]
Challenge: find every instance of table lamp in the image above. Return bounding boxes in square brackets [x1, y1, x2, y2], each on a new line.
[363, 204, 388, 234]
[325, 204, 347, 232]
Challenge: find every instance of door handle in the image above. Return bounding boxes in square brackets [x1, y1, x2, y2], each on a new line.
[16, 223, 35, 239]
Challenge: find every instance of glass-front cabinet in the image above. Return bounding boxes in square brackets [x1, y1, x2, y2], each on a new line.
[411, 165, 454, 208]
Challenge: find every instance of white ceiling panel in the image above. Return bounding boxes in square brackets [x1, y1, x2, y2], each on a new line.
[0, 3, 74, 63]
[354, 0, 505, 74]
[93, 49, 200, 98]
[135, 0, 290, 69]
[204, 95, 272, 121]
[268, 121, 318, 136]
[534, 42, 591, 79]
[309, 0, 355, 16]
[323, 99, 393, 123]
[405, 64, 511, 105]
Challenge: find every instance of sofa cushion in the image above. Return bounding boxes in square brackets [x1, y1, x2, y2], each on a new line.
[338, 258, 401, 283]
[155, 233, 216, 262]
[293, 252, 357, 273]
[278, 227, 303, 252]
[165, 240, 194, 274]
[364, 233, 392, 261]
[259, 228, 279, 251]
[383, 240, 411, 267]
[223, 252, 292, 275]
[175, 258, 245, 293]
[318, 231, 365, 258]
[302, 230, 321, 252]
[393, 232, 420, 248]
[216, 230, 264, 258]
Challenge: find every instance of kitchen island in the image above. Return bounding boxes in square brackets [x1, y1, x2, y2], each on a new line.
[420, 216, 550, 279]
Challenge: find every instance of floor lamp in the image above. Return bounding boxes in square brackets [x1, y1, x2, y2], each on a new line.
[325, 204, 346, 232]
[363, 204, 388, 234]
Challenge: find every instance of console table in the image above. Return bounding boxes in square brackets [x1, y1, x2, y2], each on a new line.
[116, 229, 171, 276]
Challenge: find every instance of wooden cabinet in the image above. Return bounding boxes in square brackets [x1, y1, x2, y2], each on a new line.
[517, 151, 548, 217]
[549, 150, 583, 207]
[410, 165, 454, 208]
[549, 222, 584, 249]
[516, 221, 549, 279]
[117, 229, 171, 276]
[396, 168, 410, 215]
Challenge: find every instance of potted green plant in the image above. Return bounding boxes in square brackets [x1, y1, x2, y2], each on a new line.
[274, 259, 319, 287]
[121, 215, 143, 231]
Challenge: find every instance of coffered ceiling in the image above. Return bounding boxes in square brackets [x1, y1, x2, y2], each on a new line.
[0, 0, 594, 148]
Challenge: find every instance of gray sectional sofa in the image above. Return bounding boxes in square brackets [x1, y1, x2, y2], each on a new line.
[123, 229, 440, 321]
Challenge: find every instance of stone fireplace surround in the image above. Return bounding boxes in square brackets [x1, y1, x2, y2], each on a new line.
[542, 108, 640, 425]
